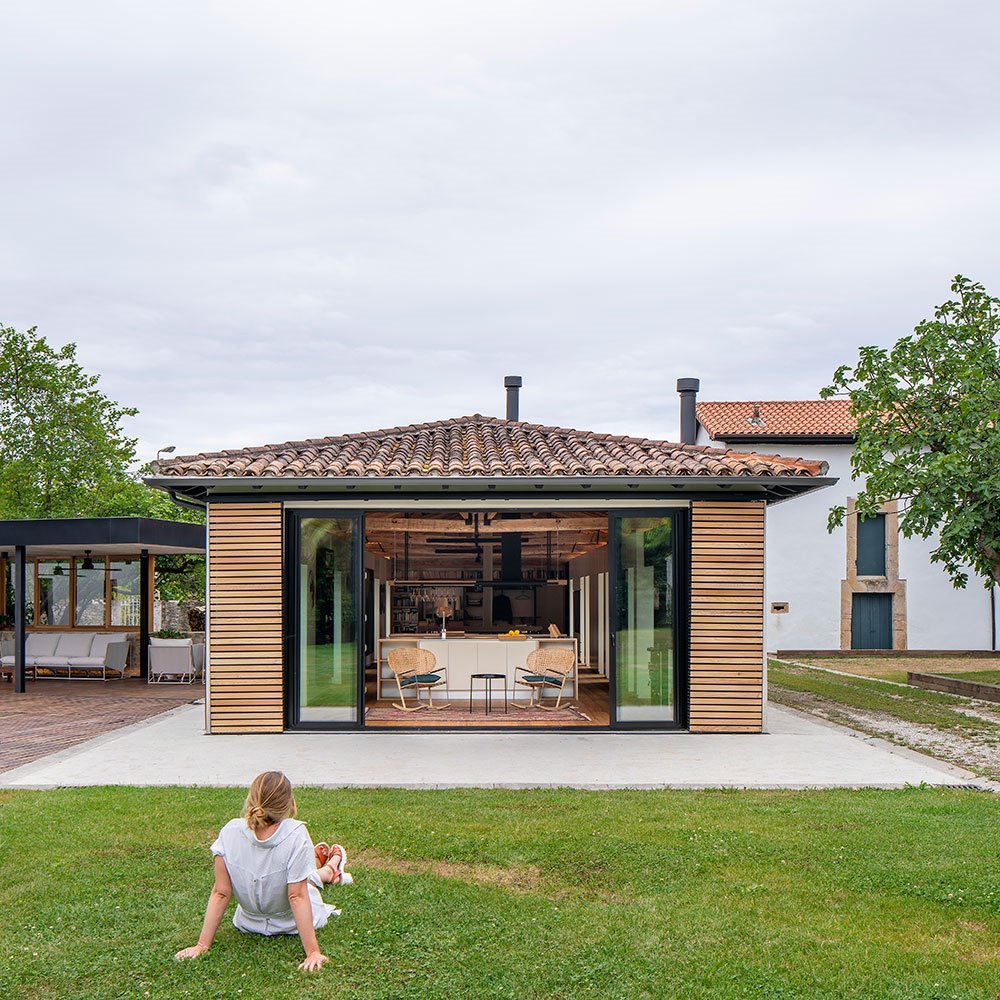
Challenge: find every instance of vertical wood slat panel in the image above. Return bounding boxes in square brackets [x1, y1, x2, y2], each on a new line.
[208, 503, 284, 734]
[689, 501, 765, 733]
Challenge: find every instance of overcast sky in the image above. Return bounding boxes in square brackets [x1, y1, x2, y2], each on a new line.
[2, 2, 998, 460]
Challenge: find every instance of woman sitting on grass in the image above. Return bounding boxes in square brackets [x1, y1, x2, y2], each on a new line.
[175, 770, 352, 972]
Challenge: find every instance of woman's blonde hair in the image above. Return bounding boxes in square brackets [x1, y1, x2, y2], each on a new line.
[244, 771, 297, 832]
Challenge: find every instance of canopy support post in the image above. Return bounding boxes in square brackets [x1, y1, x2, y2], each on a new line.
[13, 545, 26, 693]
[140, 549, 150, 680]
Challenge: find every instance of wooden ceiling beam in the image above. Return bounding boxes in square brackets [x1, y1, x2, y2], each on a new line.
[364, 515, 606, 534]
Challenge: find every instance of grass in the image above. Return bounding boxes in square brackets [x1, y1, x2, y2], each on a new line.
[1, 787, 999, 999]
[768, 659, 1000, 780]
[935, 670, 1000, 687]
[302, 642, 357, 708]
[768, 660, 998, 731]
[789, 656, 1000, 685]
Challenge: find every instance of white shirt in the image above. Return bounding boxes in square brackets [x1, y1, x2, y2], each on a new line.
[210, 817, 339, 935]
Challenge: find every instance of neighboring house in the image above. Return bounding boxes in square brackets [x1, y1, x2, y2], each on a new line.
[147, 377, 834, 735]
[687, 391, 997, 653]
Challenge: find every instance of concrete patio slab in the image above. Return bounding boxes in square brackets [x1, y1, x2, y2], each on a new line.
[0, 703, 983, 789]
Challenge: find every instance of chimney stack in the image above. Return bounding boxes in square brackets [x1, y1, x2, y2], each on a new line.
[504, 375, 522, 421]
[676, 377, 700, 444]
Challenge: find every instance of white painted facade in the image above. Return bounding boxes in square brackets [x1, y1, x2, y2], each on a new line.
[694, 426, 996, 651]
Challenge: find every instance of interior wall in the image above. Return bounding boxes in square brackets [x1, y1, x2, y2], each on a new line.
[569, 545, 609, 669]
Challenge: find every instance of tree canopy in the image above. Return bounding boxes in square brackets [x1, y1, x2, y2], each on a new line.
[822, 275, 1000, 588]
[0, 324, 199, 523]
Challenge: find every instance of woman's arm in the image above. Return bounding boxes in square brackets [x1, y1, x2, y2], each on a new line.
[288, 880, 329, 972]
[175, 856, 233, 960]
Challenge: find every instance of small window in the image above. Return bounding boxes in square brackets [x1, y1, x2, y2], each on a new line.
[856, 514, 886, 576]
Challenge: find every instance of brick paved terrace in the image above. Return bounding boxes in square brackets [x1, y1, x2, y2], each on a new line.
[0, 678, 204, 773]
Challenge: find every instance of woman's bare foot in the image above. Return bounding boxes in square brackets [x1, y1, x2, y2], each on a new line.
[317, 844, 345, 884]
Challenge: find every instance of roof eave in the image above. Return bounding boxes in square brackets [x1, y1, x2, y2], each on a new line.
[146, 474, 838, 505]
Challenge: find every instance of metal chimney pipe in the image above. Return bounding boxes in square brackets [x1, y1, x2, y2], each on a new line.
[676, 377, 700, 444]
[504, 375, 523, 420]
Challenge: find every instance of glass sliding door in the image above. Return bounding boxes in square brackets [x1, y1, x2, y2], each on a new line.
[612, 514, 679, 724]
[296, 516, 360, 724]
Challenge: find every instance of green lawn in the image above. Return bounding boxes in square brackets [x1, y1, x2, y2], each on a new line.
[768, 660, 1000, 732]
[302, 641, 357, 707]
[936, 669, 1000, 687]
[1, 787, 999, 999]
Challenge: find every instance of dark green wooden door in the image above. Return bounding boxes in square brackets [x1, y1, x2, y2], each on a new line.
[851, 593, 893, 649]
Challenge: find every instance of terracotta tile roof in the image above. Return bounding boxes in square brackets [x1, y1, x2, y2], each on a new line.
[156, 415, 828, 479]
[696, 400, 856, 441]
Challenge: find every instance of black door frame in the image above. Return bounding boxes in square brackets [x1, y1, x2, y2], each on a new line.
[284, 508, 366, 731]
[284, 505, 691, 732]
[607, 508, 690, 731]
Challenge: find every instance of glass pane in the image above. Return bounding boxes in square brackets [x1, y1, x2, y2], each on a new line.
[614, 516, 675, 723]
[299, 517, 358, 722]
[24, 567, 34, 624]
[110, 560, 141, 625]
[3, 561, 31, 626]
[75, 559, 107, 626]
[37, 560, 72, 626]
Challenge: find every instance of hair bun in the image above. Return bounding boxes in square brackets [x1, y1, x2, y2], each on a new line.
[246, 804, 267, 829]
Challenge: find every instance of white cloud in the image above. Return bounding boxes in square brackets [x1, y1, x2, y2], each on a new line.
[1, 1, 998, 457]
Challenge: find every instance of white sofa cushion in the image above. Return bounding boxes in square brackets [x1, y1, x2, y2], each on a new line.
[0, 655, 12, 666]
[34, 656, 72, 668]
[90, 634, 125, 659]
[54, 633, 96, 657]
[67, 656, 106, 667]
[26, 633, 60, 657]
[150, 637, 192, 647]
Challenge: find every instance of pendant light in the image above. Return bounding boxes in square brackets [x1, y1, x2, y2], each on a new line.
[81, 550, 95, 571]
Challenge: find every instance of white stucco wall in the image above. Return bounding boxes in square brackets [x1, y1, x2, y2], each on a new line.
[696, 426, 996, 650]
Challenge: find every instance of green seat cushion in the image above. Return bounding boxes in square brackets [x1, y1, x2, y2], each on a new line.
[522, 673, 563, 685]
[400, 673, 442, 686]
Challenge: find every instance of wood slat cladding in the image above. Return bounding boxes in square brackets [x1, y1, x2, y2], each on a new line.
[207, 503, 284, 733]
[689, 501, 765, 733]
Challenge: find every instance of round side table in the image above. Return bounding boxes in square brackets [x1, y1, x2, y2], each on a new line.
[469, 672, 508, 715]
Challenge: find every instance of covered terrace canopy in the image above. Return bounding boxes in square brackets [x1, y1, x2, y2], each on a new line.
[0, 518, 206, 693]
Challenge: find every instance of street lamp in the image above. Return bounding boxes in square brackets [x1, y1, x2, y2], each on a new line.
[156, 445, 176, 463]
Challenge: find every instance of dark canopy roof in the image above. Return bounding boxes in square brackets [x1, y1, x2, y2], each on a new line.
[0, 517, 205, 557]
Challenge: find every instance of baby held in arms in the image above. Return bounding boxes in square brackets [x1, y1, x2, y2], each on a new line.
[175, 771, 353, 972]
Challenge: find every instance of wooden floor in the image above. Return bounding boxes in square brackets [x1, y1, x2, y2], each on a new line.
[364, 669, 610, 727]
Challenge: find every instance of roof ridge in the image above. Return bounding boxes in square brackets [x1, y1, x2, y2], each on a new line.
[697, 398, 852, 405]
[166, 413, 727, 465]
[156, 413, 828, 480]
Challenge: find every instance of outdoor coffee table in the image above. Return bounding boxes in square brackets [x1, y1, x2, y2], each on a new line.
[469, 672, 508, 715]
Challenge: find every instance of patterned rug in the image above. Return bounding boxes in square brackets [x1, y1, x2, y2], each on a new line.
[365, 701, 593, 726]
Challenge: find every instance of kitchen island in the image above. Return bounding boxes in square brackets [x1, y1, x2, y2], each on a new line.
[376, 634, 578, 702]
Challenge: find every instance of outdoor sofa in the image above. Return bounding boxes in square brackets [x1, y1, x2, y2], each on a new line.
[0, 632, 130, 681]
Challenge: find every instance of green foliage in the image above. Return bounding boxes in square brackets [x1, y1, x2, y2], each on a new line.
[154, 554, 206, 605]
[0, 324, 201, 523]
[152, 627, 190, 639]
[0, 324, 205, 608]
[822, 276, 1000, 587]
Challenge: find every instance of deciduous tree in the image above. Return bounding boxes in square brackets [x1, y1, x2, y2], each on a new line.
[823, 276, 1000, 587]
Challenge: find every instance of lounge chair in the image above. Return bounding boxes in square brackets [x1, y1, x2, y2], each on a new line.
[148, 638, 205, 684]
[513, 646, 576, 710]
[386, 647, 449, 711]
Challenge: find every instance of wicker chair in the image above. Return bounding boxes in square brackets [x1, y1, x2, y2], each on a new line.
[513, 647, 576, 711]
[386, 647, 450, 712]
